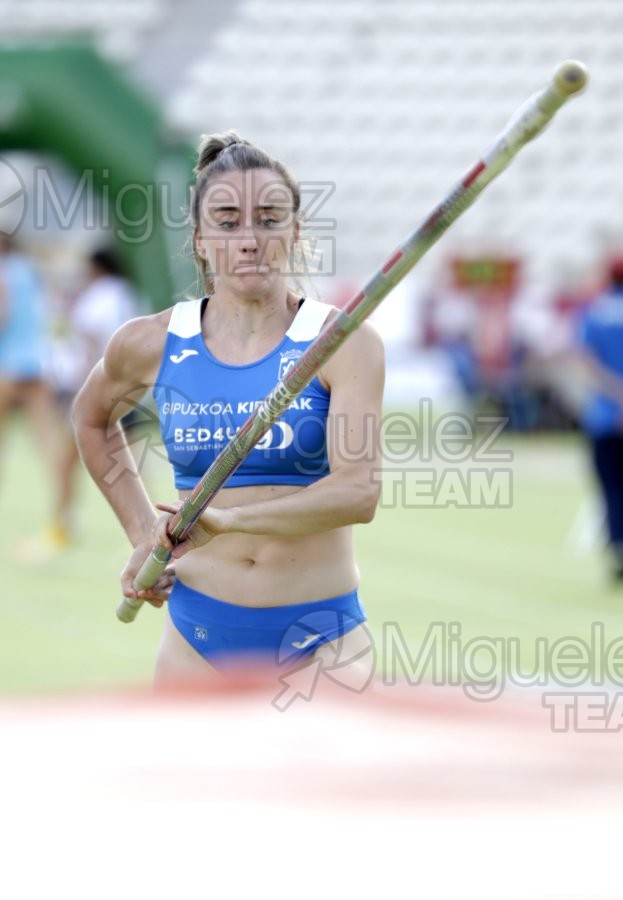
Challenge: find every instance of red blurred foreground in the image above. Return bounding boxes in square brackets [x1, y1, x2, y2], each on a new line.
[1, 673, 621, 900]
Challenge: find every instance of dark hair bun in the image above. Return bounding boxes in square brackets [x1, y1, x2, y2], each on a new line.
[194, 130, 250, 174]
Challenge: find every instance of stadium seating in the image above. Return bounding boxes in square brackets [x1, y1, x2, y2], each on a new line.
[163, 0, 623, 294]
[1, 0, 621, 294]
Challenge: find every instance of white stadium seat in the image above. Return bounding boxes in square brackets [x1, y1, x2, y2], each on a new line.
[1, 0, 619, 293]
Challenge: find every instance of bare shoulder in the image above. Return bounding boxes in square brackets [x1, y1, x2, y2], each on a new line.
[321, 314, 385, 388]
[347, 319, 385, 356]
[104, 308, 172, 385]
[322, 304, 384, 349]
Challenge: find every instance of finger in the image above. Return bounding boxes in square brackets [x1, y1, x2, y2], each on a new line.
[155, 501, 183, 514]
[155, 531, 174, 551]
[136, 585, 164, 597]
[154, 574, 175, 591]
[145, 598, 165, 608]
[156, 571, 176, 589]
[169, 529, 201, 559]
[153, 519, 175, 550]
[121, 581, 138, 599]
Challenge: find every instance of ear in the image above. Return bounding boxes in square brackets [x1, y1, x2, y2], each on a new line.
[292, 219, 301, 246]
[193, 228, 208, 260]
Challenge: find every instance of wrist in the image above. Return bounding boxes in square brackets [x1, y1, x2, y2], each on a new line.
[213, 506, 242, 535]
[129, 518, 158, 549]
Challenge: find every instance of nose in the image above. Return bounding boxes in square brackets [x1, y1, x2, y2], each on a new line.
[238, 221, 258, 252]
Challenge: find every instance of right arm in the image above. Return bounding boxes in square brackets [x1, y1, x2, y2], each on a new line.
[72, 313, 171, 602]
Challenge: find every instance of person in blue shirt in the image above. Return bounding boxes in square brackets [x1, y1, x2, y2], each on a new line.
[72, 132, 385, 684]
[0, 234, 61, 537]
[578, 256, 623, 580]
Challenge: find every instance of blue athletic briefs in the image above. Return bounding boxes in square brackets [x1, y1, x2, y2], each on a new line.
[168, 580, 367, 669]
[153, 296, 333, 489]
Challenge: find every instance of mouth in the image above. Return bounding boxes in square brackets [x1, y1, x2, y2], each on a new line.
[234, 263, 270, 274]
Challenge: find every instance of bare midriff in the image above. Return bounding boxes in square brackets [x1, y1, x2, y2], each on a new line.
[174, 483, 359, 606]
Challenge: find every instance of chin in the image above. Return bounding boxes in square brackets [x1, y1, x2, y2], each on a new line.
[232, 271, 279, 290]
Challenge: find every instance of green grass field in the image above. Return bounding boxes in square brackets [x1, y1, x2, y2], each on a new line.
[1, 417, 621, 695]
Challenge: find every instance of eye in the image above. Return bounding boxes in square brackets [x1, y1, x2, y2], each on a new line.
[217, 219, 238, 230]
[258, 216, 280, 227]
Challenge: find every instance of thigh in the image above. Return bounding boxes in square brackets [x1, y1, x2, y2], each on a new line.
[20, 378, 56, 425]
[154, 608, 220, 688]
[312, 623, 376, 693]
[0, 377, 16, 420]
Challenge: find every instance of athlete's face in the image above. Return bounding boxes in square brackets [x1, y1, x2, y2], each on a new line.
[195, 168, 299, 293]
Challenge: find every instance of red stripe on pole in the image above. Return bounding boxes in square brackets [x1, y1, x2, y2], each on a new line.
[462, 160, 486, 188]
[343, 290, 366, 315]
[382, 249, 404, 274]
[421, 208, 444, 232]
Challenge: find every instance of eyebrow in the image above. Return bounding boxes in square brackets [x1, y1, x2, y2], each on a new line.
[211, 204, 291, 212]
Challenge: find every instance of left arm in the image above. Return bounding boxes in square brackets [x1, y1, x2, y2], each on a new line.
[158, 322, 385, 555]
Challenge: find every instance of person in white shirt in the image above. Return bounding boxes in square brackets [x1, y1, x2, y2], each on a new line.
[50, 248, 141, 546]
[72, 249, 140, 368]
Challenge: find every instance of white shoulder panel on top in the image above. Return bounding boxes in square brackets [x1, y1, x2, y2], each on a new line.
[167, 299, 203, 338]
[286, 297, 333, 342]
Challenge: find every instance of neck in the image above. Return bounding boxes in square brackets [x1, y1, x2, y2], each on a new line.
[204, 283, 299, 349]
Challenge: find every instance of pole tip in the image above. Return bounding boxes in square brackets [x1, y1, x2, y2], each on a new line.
[554, 60, 589, 96]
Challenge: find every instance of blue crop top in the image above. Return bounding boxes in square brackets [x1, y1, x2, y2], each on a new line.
[153, 296, 333, 490]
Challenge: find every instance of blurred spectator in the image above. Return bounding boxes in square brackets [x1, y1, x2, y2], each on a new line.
[507, 285, 584, 431]
[47, 248, 142, 546]
[71, 249, 140, 370]
[0, 234, 61, 531]
[577, 256, 623, 580]
[427, 288, 480, 400]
